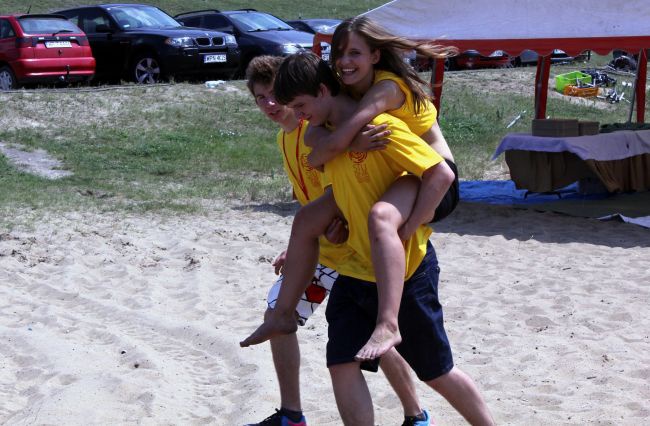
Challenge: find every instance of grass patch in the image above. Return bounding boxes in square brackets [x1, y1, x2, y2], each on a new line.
[0, 64, 645, 221]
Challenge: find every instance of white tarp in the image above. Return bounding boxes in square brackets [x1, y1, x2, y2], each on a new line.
[362, 0, 650, 55]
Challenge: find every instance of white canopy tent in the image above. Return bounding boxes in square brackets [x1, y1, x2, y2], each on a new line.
[361, 0, 650, 57]
[312, 0, 650, 120]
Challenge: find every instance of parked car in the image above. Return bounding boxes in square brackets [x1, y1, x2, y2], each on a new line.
[447, 50, 512, 71]
[54, 4, 240, 83]
[286, 18, 341, 34]
[514, 49, 590, 66]
[286, 18, 340, 62]
[174, 9, 314, 76]
[0, 13, 95, 90]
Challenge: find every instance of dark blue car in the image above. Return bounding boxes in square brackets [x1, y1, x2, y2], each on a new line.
[175, 9, 314, 77]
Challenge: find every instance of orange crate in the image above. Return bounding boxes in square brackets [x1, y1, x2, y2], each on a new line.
[563, 85, 599, 97]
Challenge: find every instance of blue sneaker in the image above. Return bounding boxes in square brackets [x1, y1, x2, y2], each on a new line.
[245, 409, 307, 426]
[401, 409, 431, 426]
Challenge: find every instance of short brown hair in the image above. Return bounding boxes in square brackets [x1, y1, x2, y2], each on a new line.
[245, 55, 285, 95]
[273, 51, 340, 105]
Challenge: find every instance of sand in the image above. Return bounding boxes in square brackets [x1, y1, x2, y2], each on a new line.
[1, 202, 649, 425]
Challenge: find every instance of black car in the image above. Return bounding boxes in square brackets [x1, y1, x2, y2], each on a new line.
[54, 4, 240, 83]
[174, 9, 313, 76]
[286, 19, 341, 34]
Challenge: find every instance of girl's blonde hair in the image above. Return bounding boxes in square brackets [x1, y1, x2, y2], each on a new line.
[330, 16, 457, 114]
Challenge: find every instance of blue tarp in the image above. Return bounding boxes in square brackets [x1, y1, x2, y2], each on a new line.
[459, 180, 605, 205]
[459, 180, 650, 228]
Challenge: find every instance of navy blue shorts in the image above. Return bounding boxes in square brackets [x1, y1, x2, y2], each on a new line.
[325, 243, 454, 381]
[431, 159, 459, 223]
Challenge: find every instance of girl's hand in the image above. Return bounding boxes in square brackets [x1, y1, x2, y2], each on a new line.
[324, 217, 349, 244]
[272, 250, 287, 275]
[398, 219, 420, 241]
[350, 124, 391, 152]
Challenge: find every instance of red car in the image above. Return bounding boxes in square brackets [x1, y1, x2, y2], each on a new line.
[448, 50, 512, 70]
[0, 14, 95, 90]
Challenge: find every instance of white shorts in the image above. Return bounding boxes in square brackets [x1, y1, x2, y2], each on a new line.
[266, 264, 338, 325]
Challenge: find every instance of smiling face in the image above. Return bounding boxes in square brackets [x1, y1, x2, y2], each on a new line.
[334, 31, 379, 91]
[252, 82, 293, 126]
[286, 84, 330, 126]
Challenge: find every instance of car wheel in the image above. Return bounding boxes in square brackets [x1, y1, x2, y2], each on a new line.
[0, 66, 17, 90]
[132, 54, 163, 84]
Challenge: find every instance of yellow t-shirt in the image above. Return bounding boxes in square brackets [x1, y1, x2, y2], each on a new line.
[374, 70, 437, 136]
[275, 120, 353, 271]
[323, 113, 443, 282]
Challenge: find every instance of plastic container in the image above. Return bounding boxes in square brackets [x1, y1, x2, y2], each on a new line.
[555, 71, 592, 92]
[563, 85, 599, 97]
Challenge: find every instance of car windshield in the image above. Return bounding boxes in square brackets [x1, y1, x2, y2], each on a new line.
[227, 12, 293, 32]
[18, 17, 81, 34]
[106, 5, 180, 29]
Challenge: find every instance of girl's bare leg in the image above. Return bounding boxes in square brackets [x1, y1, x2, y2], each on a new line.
[241, 189, 340, 347]
[355, 175, 420, 360]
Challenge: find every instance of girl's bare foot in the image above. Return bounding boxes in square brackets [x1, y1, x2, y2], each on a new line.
[240, 311, 298, 347]
[354, 324, 402, 361]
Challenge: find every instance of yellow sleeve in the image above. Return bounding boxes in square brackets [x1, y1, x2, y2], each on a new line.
[377, 114, 443, 176]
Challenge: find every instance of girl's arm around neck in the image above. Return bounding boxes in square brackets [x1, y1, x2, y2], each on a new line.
[305, 80, 405, 167]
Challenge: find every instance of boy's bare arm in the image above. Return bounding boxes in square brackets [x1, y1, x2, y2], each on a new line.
[306, 80, 401, 167]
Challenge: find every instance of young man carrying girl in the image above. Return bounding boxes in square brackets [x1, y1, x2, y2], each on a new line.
[243, 55, 431, 426]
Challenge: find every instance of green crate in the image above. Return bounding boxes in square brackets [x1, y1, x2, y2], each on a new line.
[555, 71, 592, 92]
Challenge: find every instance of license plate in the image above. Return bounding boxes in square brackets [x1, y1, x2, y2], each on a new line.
[45, 41, 72, 48]
[204, 54, 226, 64]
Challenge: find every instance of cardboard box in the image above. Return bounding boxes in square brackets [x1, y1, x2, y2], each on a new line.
[532, 118, 579, 137]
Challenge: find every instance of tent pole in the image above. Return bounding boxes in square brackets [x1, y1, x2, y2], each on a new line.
[430, 58, 445, 114]
[635, 49, 647, 123]
[534, 55, 551, 119]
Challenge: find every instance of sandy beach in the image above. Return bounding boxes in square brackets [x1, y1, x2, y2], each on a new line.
[1, 202, 649, 425]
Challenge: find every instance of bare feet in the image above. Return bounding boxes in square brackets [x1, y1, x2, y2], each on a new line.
[354, 323, 402, 361]
[240, 311, 298, 347]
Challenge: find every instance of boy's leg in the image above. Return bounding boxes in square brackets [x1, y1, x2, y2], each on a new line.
[397, 244, 494, 425]
[269, 321, 301, 412]
[329, 363, 374, 426]
[380, 348, 424, 418]
[425, 367, 494, 426]
[356, 175, 420, 361]
[248, 265, 338, 425]
[241, 190, 340, 347]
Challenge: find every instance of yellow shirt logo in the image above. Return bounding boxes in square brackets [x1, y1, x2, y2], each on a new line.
[348, 151, 370, 183]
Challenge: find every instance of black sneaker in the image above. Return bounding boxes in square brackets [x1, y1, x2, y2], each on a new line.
[245, 409, 307, 426]
[401, 409, 431, 426]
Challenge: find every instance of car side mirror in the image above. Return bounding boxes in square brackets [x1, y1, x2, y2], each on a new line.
[95, 24, 113, 33]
